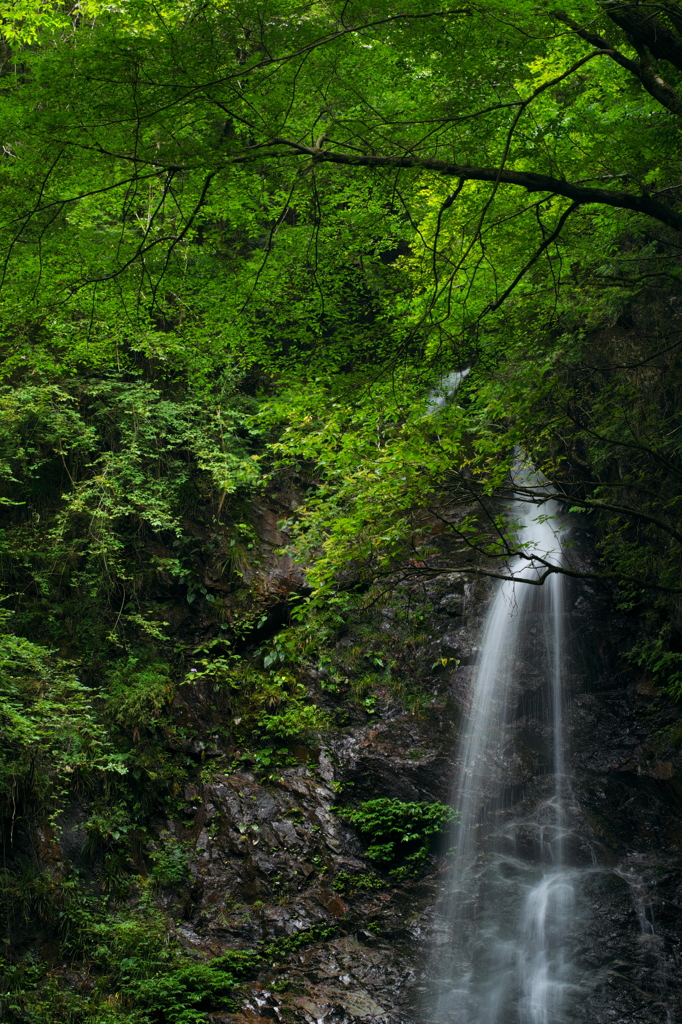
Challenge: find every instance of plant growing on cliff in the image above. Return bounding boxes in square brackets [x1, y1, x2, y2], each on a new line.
[0, 885, 263, 1023]
[149, 832, 191, 889]
[337, 798, 457, 877]
[0, 609, 126, 805]
[259, 700, 331, 738]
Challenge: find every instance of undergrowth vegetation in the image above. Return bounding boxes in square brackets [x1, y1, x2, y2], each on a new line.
[336, 799, 458, 879]
[0, 363, 344, 1020]
[0, 880, 313, 1023]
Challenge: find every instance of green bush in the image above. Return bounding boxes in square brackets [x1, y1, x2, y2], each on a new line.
[628, 628, 682, 698]
[104, 658, 175, 730]
[0, 898, 264, 1024]
[149, 832, 190, 889]
[336, 798, 457, 878]
[120, 959, 239, 1024]
[259, 700, 331, 738]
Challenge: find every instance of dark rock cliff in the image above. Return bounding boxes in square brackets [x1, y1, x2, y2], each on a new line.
[118, 562, 682, 1024]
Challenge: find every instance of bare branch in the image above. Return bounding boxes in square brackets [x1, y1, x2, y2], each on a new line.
[482, 201, 580, 315]
[384, 556, 682, 593]
[513, 486, 682, 545]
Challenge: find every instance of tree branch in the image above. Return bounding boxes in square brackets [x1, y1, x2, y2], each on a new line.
[483, 201, 580, 314]
[384, 558, 682, 593]
[604, 3, 682, 73]
[510, 485, 682, 545]
[553, 10, 682, 117]
[268, 139, 682, 232]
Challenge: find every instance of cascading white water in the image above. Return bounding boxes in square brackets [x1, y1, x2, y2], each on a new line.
[423, 386, 676, 1024]
[433, 461, 574, 1024]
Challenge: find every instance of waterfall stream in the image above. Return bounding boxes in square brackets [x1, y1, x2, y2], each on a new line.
[429, 466, 579, 1023]
[416, 420, 678, 1024]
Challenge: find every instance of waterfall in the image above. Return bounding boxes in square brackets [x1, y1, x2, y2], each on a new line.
[431, 461, 574, 1024]
[417, 443, 680, 1023]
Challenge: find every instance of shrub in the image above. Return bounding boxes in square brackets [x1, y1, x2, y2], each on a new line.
[149, 832, 190, 889]
[259, 700, 330, 738]
[120, 959, 240, 1024]
[332, 870, 387, 894]
[104, 657, 175, 729]
[336, 798, 457, 877]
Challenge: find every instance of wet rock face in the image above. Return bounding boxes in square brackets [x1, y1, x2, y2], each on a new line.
[170, 572, 682, 1024]
[561, 634, 679, 1019]
[156, 575, 478, 1022]
[563, 587, 682, 1024]
[177, 768, 352, 949]
[169, 762, 447, 1023]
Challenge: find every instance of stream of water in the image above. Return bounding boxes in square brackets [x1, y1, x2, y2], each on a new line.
[427, 466, 581, 1023]
[422, 449, 676, 1023]
[447, 468, 571, 1023]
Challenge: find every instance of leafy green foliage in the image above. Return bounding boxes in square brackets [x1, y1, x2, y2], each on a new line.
[105, 659, 174, 729]
[227, 659, 331, 752]
[0, 875, 268, 1023]
[148, 832, 191, 889]
[332, 870, 387, 894]
[119, 959, 237, 1024]
[259, 701, 330, 739]
[0, 373, 263, 643]
[337, 798, 457, 877]
[0, 608, 125, 803]
[263, 924, 337, 960]
[628, 628, 682, 699]
[0, 0, 678, 400]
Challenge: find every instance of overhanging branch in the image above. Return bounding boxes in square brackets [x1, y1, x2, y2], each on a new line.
[510, 485, 682, 545]
[384, 556, 682, 593]
[553, 10, 682, 117]
[269, 140, 682, 232]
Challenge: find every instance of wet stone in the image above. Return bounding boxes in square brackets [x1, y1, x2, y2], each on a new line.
[158, 540, 682, 1023]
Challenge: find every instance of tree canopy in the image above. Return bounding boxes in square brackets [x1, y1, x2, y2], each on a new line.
[0, 0, 680, 659]
[0, 0, 680, 368]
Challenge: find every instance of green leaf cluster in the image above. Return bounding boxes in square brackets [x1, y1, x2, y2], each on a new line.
[0, 0, 682, 1015]
[0, 883, 261, 1023]
[337, 797, 457, 877]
